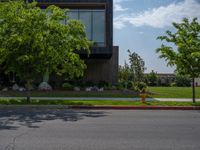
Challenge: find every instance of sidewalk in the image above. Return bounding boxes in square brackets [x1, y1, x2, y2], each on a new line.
[0, 97, 200, 102]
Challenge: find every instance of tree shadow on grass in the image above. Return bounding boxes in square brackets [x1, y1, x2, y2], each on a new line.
[0, 108, 108, 130]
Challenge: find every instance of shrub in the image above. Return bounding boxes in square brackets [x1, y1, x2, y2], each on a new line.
[127, 81, 134, 89]
[170, 82, 177, 87]
[85, 81, 94, 87]
[116, 83, 124, 90]
[98, 81, 109, 88]
[175, 75, 191, 87]
[62, 83, 73, 90]
[135, 82, 147, 93]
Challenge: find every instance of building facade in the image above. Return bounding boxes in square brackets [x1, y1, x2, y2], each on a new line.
[37, 0, 118, 84]
[157, 73, 176, 86]
[195, 78, 200, 87]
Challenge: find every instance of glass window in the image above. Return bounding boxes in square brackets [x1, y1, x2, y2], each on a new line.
[68, 10, 78, 20]
[68, 9, 106, 47]
[60, 19, 66, 25]
[92, 10, 105, 46]
[79, 10, 92, 40]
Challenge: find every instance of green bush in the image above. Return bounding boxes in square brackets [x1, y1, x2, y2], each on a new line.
[135, 82, 147, 93]
[116, 83, 124, 90]
[85, 81, 94, 87]
[62, 83, 73, 90]
[175, 75, 191, 87]
[127, 81, 134, 89]
[98, 81, 109, 88]
[170, 82, 177, 87]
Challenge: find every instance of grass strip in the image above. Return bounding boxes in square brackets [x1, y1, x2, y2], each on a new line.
[0, 99, 200, 106]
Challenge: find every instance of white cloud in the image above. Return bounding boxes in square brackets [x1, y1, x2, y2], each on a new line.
[114, 15, 127, 29]
[113, 0, 129, 12]
[114, 0, 131, 3]
[114, 4, 128, 12]
[114, 0, 200, 29]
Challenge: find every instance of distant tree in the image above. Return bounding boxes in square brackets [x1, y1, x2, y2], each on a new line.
[128, 50, 146, 83]
[156, 18, 200, 103]
[0, 1, 91, 102]
[147, 70, 158, 86]
[118, 62, 131, 89]
[175, 74, 191, 87]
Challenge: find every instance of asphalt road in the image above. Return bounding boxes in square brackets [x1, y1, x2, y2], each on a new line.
[0, 108, 200, 150]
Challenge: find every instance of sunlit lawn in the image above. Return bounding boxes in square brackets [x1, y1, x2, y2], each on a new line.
[148, 87, 200, 98]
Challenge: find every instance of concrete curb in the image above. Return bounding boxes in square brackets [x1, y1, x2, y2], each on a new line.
[0, 105, 200, 110]
[69, 106, 200, 110]
[0, 97, 200, 102]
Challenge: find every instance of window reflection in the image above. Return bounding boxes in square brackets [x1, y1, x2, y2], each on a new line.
[92, 11, 105, 45]
[79, 11, 92, 40]
[68, 9, 105, 47]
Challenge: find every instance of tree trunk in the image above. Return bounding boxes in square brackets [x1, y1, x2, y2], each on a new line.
[192, 78, 196, 103]
[26, 90, 31, 103]
[26, 80, 32, 104]
[43, 68, 49, 83]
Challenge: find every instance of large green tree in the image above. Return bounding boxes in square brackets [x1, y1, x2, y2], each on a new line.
[0, 1, 91, 102]
[156, 18, 200, 103]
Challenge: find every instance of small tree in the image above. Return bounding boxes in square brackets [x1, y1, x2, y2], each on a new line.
[147, 70, 158, 86]
[175, 74, 191, 87]
[128, 50, 146, 83]
[0, 1, 91, 102]
[156, 18, 200, 103]
[118, 62, 131, 89]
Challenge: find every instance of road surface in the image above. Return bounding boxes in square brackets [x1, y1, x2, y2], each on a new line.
[0, 108, 200, 150]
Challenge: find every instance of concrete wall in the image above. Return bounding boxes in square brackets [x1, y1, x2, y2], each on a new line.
[83, 46, 119, 85]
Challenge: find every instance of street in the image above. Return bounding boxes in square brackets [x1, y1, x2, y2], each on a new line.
[0, 108, 200, 150]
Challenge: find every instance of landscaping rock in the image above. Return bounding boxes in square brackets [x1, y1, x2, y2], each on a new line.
[85, 87, 92, 92]
[98, 87, 104, 92]
[38, 82, 52, 91]
[2, 87, 8, 91]
[74, 87, 80, 91]
[12, 83, 20, 91]
[19, 87, 26, 92]
[92, 86, 99, 91]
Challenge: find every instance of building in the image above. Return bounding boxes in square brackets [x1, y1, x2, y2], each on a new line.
[156, 73, 176, 85]
[195, 78, 200, 87]
[37, 0, 118, 85]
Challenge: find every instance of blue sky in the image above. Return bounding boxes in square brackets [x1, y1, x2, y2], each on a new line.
[113, 0, 200, 73]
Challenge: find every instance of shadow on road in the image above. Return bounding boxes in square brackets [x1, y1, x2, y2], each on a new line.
[0, 108, 107, 130]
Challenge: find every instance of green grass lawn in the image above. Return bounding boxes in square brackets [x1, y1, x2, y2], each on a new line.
[0, 99, 200, 106]
[148, 87, 200, 98]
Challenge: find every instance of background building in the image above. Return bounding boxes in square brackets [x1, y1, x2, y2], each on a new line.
[195, 78, 200, 87]
[157, 73, 176, 86]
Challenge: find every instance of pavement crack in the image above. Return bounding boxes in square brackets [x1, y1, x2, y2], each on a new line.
[4, 121, 46, 150]
[4, 130, 29, 150]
